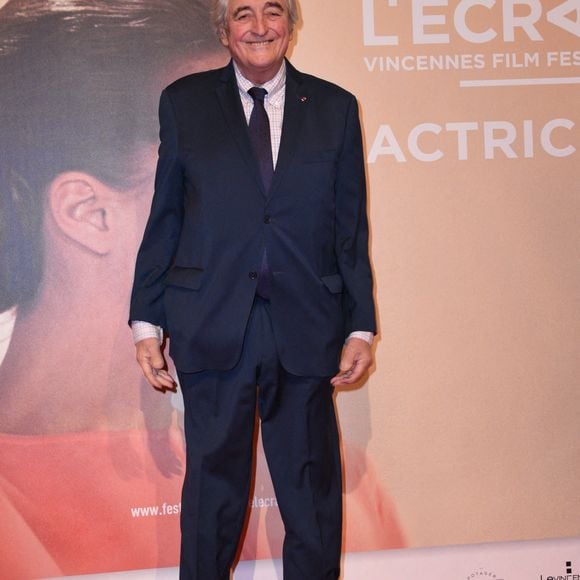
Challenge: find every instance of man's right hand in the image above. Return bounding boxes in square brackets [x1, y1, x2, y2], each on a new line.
[135, 338, 176, 391]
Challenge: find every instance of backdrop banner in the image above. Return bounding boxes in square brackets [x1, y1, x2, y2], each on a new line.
[0, 0, 578, 578]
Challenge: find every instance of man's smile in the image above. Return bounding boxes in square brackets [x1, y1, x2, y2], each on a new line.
[245, 39, 275, 46]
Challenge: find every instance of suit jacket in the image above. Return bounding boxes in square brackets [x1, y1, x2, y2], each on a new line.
[130, 60, 376, 376]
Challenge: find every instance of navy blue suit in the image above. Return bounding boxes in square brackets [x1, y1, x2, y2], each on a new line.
[130, 60, 376, 579]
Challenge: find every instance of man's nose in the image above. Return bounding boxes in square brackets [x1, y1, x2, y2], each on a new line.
[252, 14, 268, 36]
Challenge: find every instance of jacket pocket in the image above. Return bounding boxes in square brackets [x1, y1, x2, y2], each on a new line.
[320, 273, 344, 294]
[165, 266, 204, 290]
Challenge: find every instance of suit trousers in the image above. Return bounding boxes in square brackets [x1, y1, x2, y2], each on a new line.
[177, 297, 342, 580]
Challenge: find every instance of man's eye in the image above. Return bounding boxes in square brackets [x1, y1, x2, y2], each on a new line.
[265, 10, 282, 17]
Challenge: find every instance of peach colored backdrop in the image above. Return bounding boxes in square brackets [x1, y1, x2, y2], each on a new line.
[291, 0, 580, 548]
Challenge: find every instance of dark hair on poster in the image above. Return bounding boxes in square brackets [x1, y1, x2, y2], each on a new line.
[0, 0, 221, 313]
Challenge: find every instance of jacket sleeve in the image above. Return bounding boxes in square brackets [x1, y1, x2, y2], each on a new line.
[129, 89, 184, 329]
[335, 96, 377, 335]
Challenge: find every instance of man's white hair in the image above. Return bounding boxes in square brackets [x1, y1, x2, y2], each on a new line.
[211, 0, 298, 37]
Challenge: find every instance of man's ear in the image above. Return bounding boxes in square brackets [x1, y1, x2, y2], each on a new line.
[218, 26, 229, 48]
[48, 172, 115, 255]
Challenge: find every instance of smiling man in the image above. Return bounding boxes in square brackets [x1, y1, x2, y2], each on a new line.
[221, 0, 291, 84]
[130, 0, 377, 578]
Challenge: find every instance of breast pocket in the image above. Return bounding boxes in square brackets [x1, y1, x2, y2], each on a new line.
[300, 149, 337, 165]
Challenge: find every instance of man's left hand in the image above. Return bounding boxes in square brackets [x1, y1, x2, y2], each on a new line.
[331, 338, 373, 386]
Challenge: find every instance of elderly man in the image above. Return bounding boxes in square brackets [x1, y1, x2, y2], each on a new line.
[130, 0, 376, 578]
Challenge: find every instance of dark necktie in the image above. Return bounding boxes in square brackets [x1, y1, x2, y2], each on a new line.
[248, 87, 274, 192]
[248, 87, 273, 298]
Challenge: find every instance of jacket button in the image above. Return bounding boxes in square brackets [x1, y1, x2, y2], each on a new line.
[249, 271, 258, 280]
[263, 215, 271, 224]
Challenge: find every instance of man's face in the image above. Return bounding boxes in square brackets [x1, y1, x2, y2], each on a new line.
[220, 0, 292, 84]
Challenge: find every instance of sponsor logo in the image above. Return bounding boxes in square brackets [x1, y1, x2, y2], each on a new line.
[540, 560, 580, 580]
[466, 567, 504, 580]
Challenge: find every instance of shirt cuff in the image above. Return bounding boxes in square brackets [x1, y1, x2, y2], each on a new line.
[346, 331, 374, 345]
[131, 320, 163, 344]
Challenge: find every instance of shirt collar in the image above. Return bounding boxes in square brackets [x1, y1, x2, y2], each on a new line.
[233, 60, 286, 107]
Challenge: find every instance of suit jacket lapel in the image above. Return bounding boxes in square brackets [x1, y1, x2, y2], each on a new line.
[215, 61, 265, 194]
[269, 60, 308, 198]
